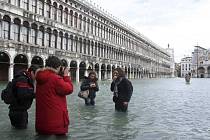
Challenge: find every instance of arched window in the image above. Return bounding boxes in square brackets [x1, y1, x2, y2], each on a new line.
[64, 8, 68, 25]
[63, 33, 68, 50]
[45, 28, 51, 47]
[91, 20, 94, 34]
[2, 16, 11, 40]
[31, 0, 37, 13]
[57, 32, 63, 50]
[75, 37, 78, 52]
[38, 0, 44, 16]
[70, 35, 74, 51]
[45, 0, 51, 18]
[58, 6, 63, 23]
[98, 44, 100, 57]
[12, 18, 21, 41]
[83, 17, 86, 32]
[30, 23, 37, 45]
[21, 21, 29, 43]
[52, 3, 57, 21]
[22, 0, 29, 10]
[11, 0, 20, 7]
[87, 19, 90, 33]
[94, 22, 97, 36]
[87, 40, 90, 55]
[98, 23, 100, 37]
[51, 30, 57, 48]
[37, 26, 44, 46]
[79, 15, 82, 30]
[70, 10, 73, 26]
[79, 38, 82, 53]
[83, 39, 86, 54]
[74, 12, 78, 28]
[95, 43, 97, 56]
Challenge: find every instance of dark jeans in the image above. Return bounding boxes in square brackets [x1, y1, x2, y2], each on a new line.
[9, 110, 28, 129]
[115, 102, 128, 112]
[85, 98, 95, 105]
[113, 96, 128, 112]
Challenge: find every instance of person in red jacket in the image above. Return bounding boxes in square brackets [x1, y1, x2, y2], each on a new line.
[35, 56, 73, 135]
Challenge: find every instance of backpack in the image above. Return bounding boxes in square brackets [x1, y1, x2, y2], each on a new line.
[1, 80, 16, 104]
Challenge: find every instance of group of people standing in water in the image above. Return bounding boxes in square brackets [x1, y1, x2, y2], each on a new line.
[2, 55, 133, 135]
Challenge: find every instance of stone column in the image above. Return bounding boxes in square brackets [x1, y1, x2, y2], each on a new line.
[98, 63, 101, 81]
[110, 64, 113, 80]
[76, 60, 80, 83]
[8, 63, 14, 81]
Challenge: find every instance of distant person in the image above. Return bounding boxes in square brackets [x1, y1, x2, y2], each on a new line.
[35, 56, 73, 135]
[6, 65, 39, 129]
[110, 68, 133, 112]
[80, 71, 99, 105]
[185, 73, 191, 83]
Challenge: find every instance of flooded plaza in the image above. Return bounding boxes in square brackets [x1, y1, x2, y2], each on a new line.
[1, 78, 210, 140]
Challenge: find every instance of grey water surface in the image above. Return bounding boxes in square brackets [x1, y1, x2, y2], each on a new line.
[0, 78, 210, 140]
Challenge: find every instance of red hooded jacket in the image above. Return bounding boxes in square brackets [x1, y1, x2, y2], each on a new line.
[35, 68, 73, 135]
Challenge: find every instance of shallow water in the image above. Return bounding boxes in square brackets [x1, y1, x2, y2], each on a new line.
[1, 78, 210, 140]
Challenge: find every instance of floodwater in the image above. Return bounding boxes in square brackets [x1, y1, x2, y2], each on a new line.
[1, 78, 210, 140]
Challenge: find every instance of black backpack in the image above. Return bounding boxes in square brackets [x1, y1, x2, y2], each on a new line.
[1, 80, 16, 104]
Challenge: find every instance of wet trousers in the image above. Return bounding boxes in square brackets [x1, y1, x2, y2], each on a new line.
[9, 110, 28, 129]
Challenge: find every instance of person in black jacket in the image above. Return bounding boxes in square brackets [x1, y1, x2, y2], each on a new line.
[80, 71, 99, 105]
[9, 65, 39, 129]
[111, 68, 133, 112]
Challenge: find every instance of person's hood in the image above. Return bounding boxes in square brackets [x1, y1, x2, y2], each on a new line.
[35, 67, 58, 85]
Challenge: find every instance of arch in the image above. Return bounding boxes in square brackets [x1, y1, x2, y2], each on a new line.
[95, 63, 99, 71]
[61, 59, 68, 67]
[3, 15, 11, 22]
[13, 18, 21, 25]
[0, 51, 10, 81]
[101, 64, 106, 80]
[87, 62, 93, 71]
[79, 61, 86, 80]
[198, 67, 205, 78]
[14, 54, 28, 76]
[208, 66, 210, 78]
[70, 60, 77, 81]
[31, 56, 44, 67]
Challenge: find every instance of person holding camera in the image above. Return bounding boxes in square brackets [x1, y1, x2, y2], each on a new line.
[80, 71, 99, 106]
[35, 56, 73, 135]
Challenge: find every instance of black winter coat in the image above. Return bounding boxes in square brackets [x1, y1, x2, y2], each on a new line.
[111, 77, 133, 102]
[9, 71, 35, 111]
[80, 77, 99, 99]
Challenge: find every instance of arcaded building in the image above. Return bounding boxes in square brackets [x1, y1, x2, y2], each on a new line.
[0, 0, 171, 82]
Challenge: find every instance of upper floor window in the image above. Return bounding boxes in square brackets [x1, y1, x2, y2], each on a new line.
[12, 24, 20, 41]
[30, 28, 36, 44]
[3, 21, 10, 40]
[45, 3, 51, 18]
[11, 0, 20, 7]
[22, 0, 29, 10]
[58, 7, 63, 23]
[31, 0, 37, 13]
[38, 0, 44, 16]
[38, 30, 44, 46]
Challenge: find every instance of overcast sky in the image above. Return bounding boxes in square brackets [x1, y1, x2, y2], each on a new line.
[88, 0, 210, 62]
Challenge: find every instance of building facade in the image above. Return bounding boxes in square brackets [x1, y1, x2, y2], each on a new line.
[165, 45, 175, 77]
[180, 57, 192, 77]
[0, 0, 171, 82]
[191, 46, 210, 78]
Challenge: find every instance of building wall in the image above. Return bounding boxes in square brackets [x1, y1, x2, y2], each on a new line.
[0, 0, 172, 81]
[181, 57, 192, 77]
